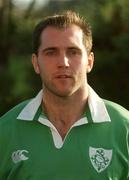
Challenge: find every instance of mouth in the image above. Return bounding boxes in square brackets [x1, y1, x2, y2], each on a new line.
[55, 74, 72, 79]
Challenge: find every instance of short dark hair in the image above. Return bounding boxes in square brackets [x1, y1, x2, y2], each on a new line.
[32, 10, 93, 55]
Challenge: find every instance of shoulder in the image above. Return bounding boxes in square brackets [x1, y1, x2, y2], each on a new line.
[0, 99, 31, 125]
[104, 99, 129, 124]
[0, 100, 31, 146]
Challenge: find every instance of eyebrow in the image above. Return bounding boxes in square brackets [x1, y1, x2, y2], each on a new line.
[41, 46, 82, 53]
[68, 46, 81, 50]
[41, 47, 57, 53]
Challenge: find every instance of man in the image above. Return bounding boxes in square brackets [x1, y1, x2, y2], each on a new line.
[0, 10, 129, 179]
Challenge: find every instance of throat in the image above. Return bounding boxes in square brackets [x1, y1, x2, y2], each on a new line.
[53, 118, 74, 140]
[60, 119, 69, 126]
[42, 92, 88, 139]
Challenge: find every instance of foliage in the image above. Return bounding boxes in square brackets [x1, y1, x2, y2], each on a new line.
[0, 0, 129, 115]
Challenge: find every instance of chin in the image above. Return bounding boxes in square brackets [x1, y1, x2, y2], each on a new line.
[44, 83, 74, 97]
[53, 89, 74, 98]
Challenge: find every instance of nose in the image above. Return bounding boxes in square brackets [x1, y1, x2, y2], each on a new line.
[57, 54, 70, 68]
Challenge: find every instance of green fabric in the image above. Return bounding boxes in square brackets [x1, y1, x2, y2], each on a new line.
[0, 100, 129, 179]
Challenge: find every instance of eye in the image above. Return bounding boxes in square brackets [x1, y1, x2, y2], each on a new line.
[45, 50, 56, 56]
[43, 48, 57, 56]
[67, 48, 81, 56]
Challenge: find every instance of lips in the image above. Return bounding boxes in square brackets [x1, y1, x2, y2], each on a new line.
[56, 74, 71, 78]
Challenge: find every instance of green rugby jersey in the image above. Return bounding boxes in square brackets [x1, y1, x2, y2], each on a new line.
[0, 86, 129, 179]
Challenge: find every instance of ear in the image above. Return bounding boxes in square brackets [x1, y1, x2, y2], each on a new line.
[31, 54, 40, 74]
[87, 52, 94, 73]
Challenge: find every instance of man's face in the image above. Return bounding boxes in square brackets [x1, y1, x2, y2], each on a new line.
[32, 25, 94, 97]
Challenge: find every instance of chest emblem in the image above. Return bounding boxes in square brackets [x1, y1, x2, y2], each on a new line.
[89, 147, 112, 173]
[12, 150, 29, 163]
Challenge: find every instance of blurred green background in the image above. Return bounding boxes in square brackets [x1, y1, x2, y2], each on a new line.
[0, 0, 129, 116]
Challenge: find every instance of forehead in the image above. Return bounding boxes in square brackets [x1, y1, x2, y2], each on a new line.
[39, 25, 84, 47]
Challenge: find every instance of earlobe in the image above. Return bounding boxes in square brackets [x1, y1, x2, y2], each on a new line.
[87, 52, 94, 73]
[32, 54, 40, 74]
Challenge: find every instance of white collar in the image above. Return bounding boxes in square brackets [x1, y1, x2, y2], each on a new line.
[17, 86, 111, 123]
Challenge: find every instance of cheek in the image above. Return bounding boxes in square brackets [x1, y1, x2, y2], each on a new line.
[38, 61, 53, 78]
[75, 59, 87, 72]
[73, 65, 87, 80]
[76, 61, 88, 78]
[35, 59, 45, 77]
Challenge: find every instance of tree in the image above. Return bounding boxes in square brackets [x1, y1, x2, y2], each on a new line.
[0, 0, 15, 68]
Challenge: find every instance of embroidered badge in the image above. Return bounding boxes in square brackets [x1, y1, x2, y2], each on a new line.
[89, 147, 112, 173]
[12, 150, 29, 163]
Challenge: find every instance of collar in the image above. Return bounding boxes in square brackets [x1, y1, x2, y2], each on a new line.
[17, 86, 111, 123]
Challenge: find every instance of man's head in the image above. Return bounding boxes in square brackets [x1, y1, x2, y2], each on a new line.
[32, 10, 94, 98]
[32, 10, 93, 55]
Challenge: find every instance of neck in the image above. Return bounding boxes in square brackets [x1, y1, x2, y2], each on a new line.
[42, 86, 89, 139]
